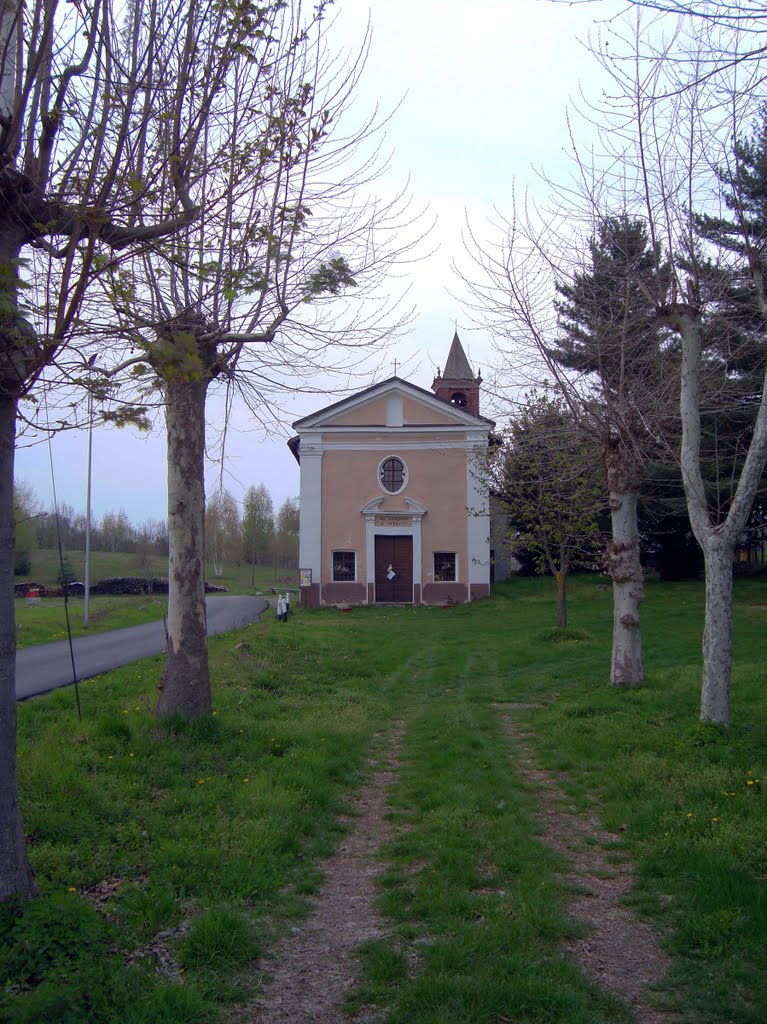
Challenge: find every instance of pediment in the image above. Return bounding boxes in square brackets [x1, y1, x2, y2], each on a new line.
[360, 497, 427, 517]
[293, 378, 494, 431]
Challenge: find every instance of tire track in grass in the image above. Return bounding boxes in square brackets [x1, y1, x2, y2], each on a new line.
[235, 722, 404, 1024]
[499, 705, 671, 1024]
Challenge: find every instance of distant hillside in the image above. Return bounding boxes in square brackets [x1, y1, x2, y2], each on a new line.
[17, 550, 296, 596]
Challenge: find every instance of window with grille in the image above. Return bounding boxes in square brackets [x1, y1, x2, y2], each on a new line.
[332, 551, 356, 581]
[433, 552, 456, 582]
[379, 457, 406, 493]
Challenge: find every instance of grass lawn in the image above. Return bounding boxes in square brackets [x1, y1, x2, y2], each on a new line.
[14, 596, 170, 649]
[2, 574, 766, 1023]
[19, 548, 297, 596]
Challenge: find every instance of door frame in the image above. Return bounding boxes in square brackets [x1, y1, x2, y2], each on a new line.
[361, 497, 426, 604]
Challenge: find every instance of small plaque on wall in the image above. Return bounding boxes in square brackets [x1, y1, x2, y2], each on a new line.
[299, 569, 312, 588]
[375, 515, 412, 527]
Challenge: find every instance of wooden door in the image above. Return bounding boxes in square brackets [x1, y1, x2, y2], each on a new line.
[374, 535, 413, 603]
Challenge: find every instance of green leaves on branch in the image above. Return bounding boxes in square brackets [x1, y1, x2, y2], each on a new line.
[303, 256, 356, 300]
[149, 331, 210, 382]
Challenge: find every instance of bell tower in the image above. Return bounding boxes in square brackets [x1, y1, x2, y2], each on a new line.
[431, 331, 482, 416]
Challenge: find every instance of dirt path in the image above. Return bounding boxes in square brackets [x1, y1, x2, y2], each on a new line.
[499, 704, 671, 1024]
[230, 707, 671, 1023]
[235, 725, 403, 1024]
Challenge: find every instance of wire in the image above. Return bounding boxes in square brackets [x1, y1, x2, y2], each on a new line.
[42, 377, 82, 720]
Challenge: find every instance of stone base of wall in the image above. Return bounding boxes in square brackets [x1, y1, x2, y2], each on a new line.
[422, 582, 469, 605]
[302, 581, 488, 607]
[321, 582, 367, 604]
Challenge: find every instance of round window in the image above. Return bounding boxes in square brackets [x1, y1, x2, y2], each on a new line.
[379, 456, 406, 493]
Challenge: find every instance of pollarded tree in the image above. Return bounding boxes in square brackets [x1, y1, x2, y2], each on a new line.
[550, 214, 673, 683]
[0, 0, 289, 904]
[90, 4, 417, 719]
[644, 113, 767, 725]
[580, 9, 767, 725]
[491, 394, 604, 628]
[464, 208, 676, 685]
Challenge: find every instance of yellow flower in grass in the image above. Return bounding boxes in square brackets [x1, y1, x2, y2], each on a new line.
[68, 887, 76, 892]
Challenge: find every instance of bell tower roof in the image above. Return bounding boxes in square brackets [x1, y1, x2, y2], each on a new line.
[431, 331, 482, 416]
[442, 331, 475, 381]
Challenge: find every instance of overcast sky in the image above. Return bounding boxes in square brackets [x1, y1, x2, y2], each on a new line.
[15, 0, 626, 525]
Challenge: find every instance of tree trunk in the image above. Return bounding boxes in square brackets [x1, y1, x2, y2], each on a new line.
[0, 392, 37, 901]
[699, 535, 733, 727]
[156, 377, 212, 718]
[606, 482, 644, 686]
[672, 306, 767, 726]
[554, 569, 567, 628]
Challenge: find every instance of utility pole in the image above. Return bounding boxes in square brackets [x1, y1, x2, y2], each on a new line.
[84, 359, 96, 626]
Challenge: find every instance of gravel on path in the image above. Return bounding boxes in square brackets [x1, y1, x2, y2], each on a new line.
[234, 725, 404, 1024]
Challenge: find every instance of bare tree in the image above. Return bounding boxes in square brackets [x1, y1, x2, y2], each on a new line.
[83, 6, 419, 719]
[243, 483, 275, 584]
[551, 215, 675, 680]
[550, 7, 767, 723]
[205, 488, 242, 579]
[273, 496, 299, 571]
[0, 0, 291, 903]
[463, 203, 677, 685]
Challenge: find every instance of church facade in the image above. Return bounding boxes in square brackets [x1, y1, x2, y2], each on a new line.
[289, 334, 496, 607]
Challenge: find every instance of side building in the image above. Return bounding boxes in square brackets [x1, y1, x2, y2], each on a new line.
[289, 334, 496, 607]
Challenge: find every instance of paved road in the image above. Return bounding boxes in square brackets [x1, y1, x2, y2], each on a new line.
[16, 595, 269, 701]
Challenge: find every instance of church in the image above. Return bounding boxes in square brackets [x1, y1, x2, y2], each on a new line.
[288, 334, 496, 607]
